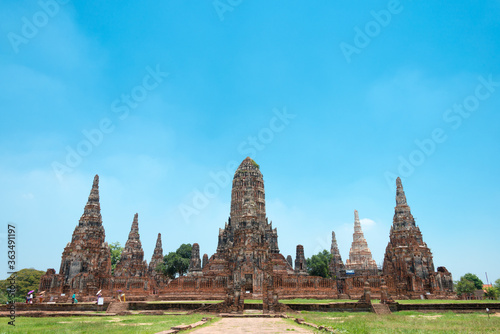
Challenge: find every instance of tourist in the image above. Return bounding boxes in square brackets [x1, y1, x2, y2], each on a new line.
[72, 293, 76, 304]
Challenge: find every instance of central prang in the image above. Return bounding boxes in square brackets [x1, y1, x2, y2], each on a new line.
[216, 157, 280, 255]
[202, 157, 294, 299]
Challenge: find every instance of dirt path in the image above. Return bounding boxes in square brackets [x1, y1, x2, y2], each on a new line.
[189, 317, 313, 333]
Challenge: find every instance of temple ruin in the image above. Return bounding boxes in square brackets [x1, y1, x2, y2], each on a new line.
[148, 233, 164, 277]
[345, 210, 378, 274]
[50, 175, 112, 295]
[329, 231, 345, 278]
[114, 213, 148, 278]
[39, 158, 454, 301]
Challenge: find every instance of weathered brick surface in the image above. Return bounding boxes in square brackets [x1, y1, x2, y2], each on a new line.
[329, 231, 345, 278]
[114, 213, 148, 278]
[382, 177, 453, 298]
[345, 210, 377, 272]
[39, 175, 112, 296]
[149, 233, 164, 276]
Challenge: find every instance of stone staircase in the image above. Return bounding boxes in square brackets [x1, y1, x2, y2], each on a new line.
[106, 302, 130, 315]
[372, 303, 392, 315]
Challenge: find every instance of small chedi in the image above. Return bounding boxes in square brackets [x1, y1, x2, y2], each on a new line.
[187, 243, 202, 276]
[114, 213, 148, 277]
[329, 231, 345, 278]
[148, 233, 164, 277]
[345, 210, 378, 274]
[40, 158, 454, 301]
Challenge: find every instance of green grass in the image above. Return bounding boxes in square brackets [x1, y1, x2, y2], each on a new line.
[244, 298, 353, 304]
[145, 300, 222, 304]
[281, 298, 353, 304]
[262, 298, 500, 305]
[244, 299, 263, 304]
[142, 298, 500, 305]
[291, 311, 500, 333]
[395, 299, 500, 304]
[1, 314, 218, 334]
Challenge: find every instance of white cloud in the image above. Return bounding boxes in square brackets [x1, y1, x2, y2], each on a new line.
[360, 217, 376, 230]
[22, 193, 34, 200]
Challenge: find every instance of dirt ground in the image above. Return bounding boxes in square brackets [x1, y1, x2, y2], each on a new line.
[189, 317, 314, 333]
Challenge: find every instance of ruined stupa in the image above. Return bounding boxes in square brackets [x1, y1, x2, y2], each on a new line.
[345, 210, 378, 273]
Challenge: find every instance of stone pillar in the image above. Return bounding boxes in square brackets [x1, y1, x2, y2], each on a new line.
[294, 245, 307, 275]
[188, 243, 202, 276]
[358, 281, 372, 303]
[380, 279, 394, 304]
[202, 254, 209, 269]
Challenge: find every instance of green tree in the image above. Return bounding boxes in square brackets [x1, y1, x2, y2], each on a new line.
[176, 243, 193, 259]
[463, 273, 484, 290]
[160, 243, 192, 279]
[484, 287, 498, 300]
[493, 278, 500, 293]
[0, 268, 45, 302]
[455, 277, 476, 297]
[110, 241, 123, 275]
[306, 250, 332, 278]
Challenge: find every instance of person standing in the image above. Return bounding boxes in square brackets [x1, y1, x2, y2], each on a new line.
[72, 293, 76, 304]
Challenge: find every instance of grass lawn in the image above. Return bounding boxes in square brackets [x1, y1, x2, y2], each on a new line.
[395, 299, 500, 304]
[291, 311, 500, 333]
[146, 300, 222, 304]
[1, 314, 218, 334]
[278, 298, 500, 304]
[245, 299, 353, 304]
[281, 298, 353, 304]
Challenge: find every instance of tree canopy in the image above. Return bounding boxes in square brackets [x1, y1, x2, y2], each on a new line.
[0, 268, 45, 303]
[306, 250, 332, 278]
[493, 278, 500, 292]
[110, 241, 123, 275]
[462, 273, 484, 290]
[455, 276, 476, 297]
[159, 243, 192, 279]
[484, 287, 498, 300]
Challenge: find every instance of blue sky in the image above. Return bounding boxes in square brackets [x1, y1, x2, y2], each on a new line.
[1, 1, 499, 285]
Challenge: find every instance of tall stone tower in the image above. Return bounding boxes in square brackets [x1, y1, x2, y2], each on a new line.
[114, 213, 148, 277]
[230, 157, 266, 223]
[345, 210, 377, 272]
[59, 175, 112, 286]
[149, 233, 164, 276]
[204, 157, 293, 294]
[329, 231, 345, 277]
[383, 178, 435, 280]
[216, 157, 279, 255]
